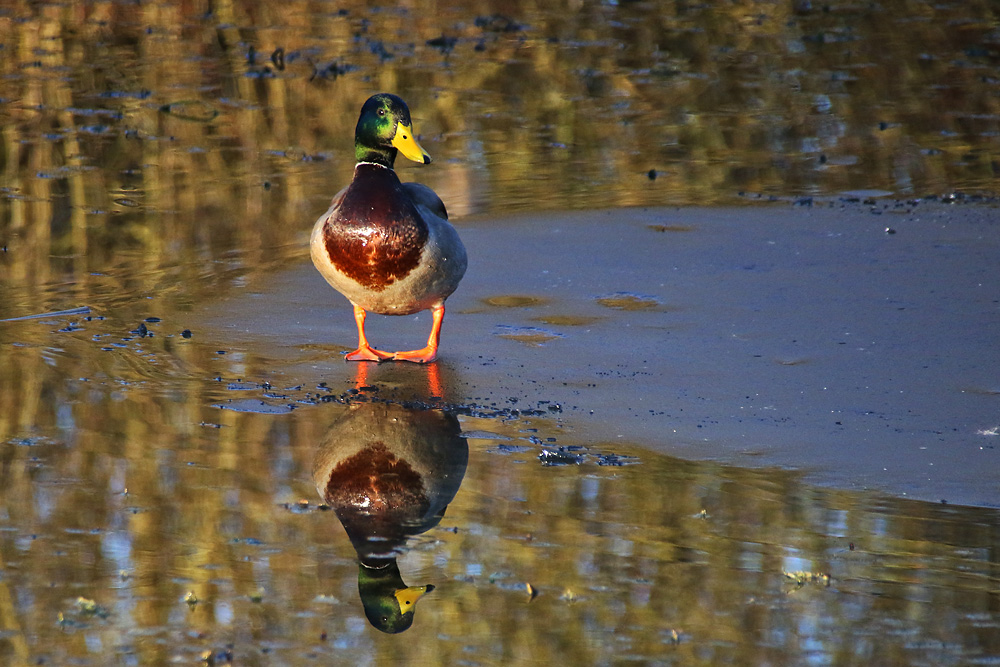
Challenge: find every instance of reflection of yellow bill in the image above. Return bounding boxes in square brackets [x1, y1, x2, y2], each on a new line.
[391, 122, 431, 164]
[394, 584, 433, 614]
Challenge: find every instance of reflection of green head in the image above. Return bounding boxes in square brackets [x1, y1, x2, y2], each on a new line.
[358, 560, 434, 633]
[354, 93, 432, 167]
[314, 402, 468, 634]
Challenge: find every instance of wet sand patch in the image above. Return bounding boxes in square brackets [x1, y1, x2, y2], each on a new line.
[193, 201, 1000, 508]
[492, 325, 564, 346]
[530, 314, 602, 326]
[481, 295, 549, 308]
[595, 292, 661, 311]
[647, 224, 695, 233]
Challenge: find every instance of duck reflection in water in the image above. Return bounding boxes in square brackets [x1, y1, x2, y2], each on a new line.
[312, 364, 468, 633]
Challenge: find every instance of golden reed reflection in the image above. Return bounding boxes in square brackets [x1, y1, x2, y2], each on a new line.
[0, 331, 997, 661]
[312, 364, 466, 632]
[2, 0, 998, 321]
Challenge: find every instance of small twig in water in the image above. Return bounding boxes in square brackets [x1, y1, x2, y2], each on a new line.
[0, 306, 91, 323]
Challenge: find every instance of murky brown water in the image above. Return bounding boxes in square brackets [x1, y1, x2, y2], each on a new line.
[2, 348, 999, 664]
[3, 0, 999, 318]
[2, 1, 999, 664]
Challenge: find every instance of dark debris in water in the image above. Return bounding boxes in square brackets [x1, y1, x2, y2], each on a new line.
[783, 570, 832, 589]
[201, 647, 234, 666]
[486, 443, 534, 455]
[537, 446, 639, 467]
[314, 385, 557, 420]
[226, 381, 262, 391]
[213, 398, 295, 414]
[539, 448, 585, 466]
[208, 378, 606, 461]
[596, 453, 635, 466]
[736, 191, 1000, 210]
[270, 47, 286, 71]
[99, 89, 152, 100]
[475, 14, 525, 33]
[426, 35, 458, 54]
[281, 500, 332, 514]
[59, 597, 112, 627]
[9, 436, 50, 447]
[308, 59, 358, 81]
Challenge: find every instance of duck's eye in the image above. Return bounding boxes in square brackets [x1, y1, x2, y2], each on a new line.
[377, 108, 386, 116]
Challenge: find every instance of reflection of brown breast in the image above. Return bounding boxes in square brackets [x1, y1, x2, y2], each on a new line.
[323, 164, 428, 292]
[324, 441, 427, 512]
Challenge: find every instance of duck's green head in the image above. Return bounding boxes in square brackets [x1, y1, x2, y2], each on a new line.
[357, 559, 435, 633]
[355, 93, 432, 168]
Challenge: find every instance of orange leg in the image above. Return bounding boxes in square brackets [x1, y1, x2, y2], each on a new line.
[393, 303, 445, 364]
[425, 362, 443, 399]
[345, 305, 394, 362]
[351, 362, 370, 389]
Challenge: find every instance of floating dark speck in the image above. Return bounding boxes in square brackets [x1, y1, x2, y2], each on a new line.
[596, 454, 627, 466]
[475, 14, 524, 32]
[426, 35, 457, 53]
[309, 59, 359, 82]
[245, 67, 275, 79]
[648, 169, 657, 180]
[181, 329, 192, 338]
[271, 46, 285, 70]
[539, 448, 584, 466]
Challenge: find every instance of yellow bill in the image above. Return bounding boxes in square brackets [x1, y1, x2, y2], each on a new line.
[394, 584, 434, 614]
[391, 123, 432, 164]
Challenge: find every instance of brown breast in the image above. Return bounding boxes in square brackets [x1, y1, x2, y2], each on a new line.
[323, 441, 428, 513]
[322, 164, 428, 292]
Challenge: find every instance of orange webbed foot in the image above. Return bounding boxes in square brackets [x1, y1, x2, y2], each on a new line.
[391, 304, 446, 364]
[346, 305, 395, 362]
[391, 347, 437, 364]
[344, 346, 395, 362]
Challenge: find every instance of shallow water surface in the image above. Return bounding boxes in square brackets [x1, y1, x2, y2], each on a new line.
[1, 323, 999, 663]
[2, 0, 999, 317]
[1, 1, 999, 664]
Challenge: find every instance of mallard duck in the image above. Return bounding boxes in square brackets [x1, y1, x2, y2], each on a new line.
[310, 93, 467, 363]
[313, 399, 468, 633]
[356, 562, 434, 634]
